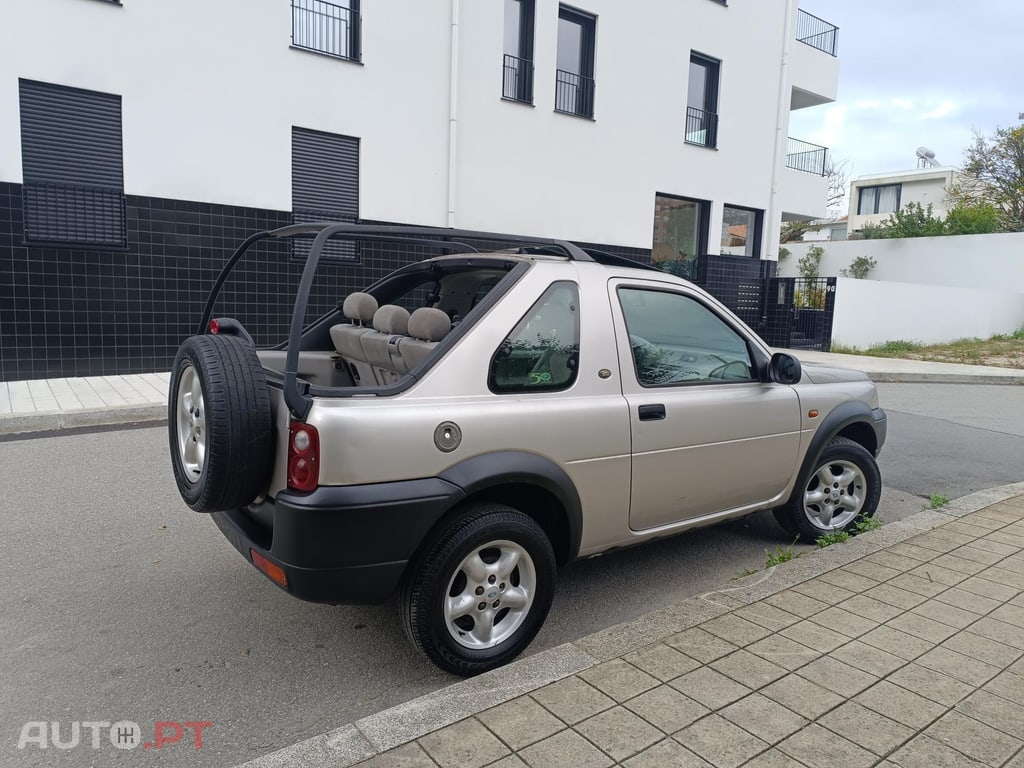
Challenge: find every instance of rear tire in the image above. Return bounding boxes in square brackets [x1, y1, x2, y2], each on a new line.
[400, 502, 556, 677]
[168, 334, 273, 513]
[775, 437, 881, 542]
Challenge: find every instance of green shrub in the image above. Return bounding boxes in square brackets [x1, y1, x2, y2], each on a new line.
[797, 245, 824, 279]
[840, 255, 877, 279]
[944, 201, 1000, 235]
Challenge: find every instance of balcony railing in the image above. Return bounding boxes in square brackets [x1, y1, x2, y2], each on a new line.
[785, 138, 829, 175]
[796, 9, 838, 56]
[291, 0, 360, 62]
[554, 70, 595, 118]
[502, 54, 534, 104]
[684, 106, 718, 148]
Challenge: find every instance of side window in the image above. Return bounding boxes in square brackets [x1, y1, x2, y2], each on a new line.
[618, 288, 753, 386]
[490, 282, 580, 393]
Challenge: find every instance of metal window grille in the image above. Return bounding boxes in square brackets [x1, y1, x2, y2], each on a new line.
[291, 0, 361, 61]
[554, 69, 595, 118]
[21, 181, 126, 246]
[502, 54, 534, 103]
[685, 106, 718, 148]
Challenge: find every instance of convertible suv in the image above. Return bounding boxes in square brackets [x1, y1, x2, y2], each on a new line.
[168, 224, 886, 676]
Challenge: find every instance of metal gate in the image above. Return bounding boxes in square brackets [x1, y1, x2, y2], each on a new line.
[691, 255, 836, 352]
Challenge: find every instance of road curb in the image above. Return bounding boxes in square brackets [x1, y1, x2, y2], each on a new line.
[233, 480, 1024, 768]
[867, 372, 1024, 385]
[0, 404, 166, 436]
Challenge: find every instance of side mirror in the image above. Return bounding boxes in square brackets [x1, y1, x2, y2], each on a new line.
[768, 352, 802, 385]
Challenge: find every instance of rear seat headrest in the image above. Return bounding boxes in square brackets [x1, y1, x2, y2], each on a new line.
[373, 305, 410, 335]
[408, 307, 452, 342]
[342, 292, 378, 323]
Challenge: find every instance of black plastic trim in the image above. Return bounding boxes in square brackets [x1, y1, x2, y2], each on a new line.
[792, 401, 885, 502]
[438, 451, 584, 562]
[210, 477, 466, 605]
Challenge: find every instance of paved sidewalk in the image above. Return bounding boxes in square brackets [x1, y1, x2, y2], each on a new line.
[240, 484, 1024, 768]
[1, 350, 1021, 435]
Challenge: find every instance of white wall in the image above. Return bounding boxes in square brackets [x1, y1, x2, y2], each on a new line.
[778, 232, 1024, 291]
[831, 278, 1024, 348]
[0, 0, 838, 249]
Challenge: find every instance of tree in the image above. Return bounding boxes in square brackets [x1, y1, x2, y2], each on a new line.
[947, 112, 1024, 232]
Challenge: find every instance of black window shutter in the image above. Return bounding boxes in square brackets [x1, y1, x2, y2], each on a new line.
[292, 127, 360, 261]
[19, 79, 126, 246]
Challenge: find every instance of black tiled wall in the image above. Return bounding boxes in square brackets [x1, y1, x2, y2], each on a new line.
[0, 182, 652, 381]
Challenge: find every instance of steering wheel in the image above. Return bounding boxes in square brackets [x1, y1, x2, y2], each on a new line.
[708, 360, 751, 380]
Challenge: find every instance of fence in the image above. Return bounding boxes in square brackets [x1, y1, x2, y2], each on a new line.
[502, 54, 533, 103]
[291, 0, 360, 61]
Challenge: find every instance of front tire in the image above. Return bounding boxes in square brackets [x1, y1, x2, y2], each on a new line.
[774, 437, 881, 542]
[400, 503, 556, 677]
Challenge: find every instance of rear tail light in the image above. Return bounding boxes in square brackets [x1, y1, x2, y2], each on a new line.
[287, 421, 320, 492]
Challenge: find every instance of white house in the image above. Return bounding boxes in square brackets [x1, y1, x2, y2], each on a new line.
[847, 166, 959, 233]
[0, 0, 840, 379]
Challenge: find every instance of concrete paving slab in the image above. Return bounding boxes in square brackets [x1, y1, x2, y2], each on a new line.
[229, 484, 1024, 768]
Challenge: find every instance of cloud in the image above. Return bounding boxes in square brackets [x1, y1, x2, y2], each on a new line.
[918, 101, 958, 120]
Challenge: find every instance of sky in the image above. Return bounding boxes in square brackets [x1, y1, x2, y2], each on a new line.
[788, 0, 1024, 182]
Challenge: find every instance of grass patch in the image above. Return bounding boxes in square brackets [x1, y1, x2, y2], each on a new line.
[816, 530, 850, 548]
[829, 330, 1024, 369]
[765, 541, 797, 567]
[929, 493, 951, 509]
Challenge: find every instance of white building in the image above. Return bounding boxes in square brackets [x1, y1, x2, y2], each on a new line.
[847, 166, 960, 233]
[0, 0, 840, 379]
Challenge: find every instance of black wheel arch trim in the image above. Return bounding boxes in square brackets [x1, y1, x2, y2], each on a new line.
[439, 451, 584, 562]
[793, 401, 886, 503]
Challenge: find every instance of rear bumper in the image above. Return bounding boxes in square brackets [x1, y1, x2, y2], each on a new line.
[211, 477, 464, 604]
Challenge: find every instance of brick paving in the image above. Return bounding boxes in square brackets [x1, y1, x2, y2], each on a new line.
[355, 498, 1024, 768]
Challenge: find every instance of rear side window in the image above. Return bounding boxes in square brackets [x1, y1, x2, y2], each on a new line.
[489, 281, 580, 393]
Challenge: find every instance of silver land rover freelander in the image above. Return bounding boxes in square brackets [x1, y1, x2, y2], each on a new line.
[168, 224, 886, 676]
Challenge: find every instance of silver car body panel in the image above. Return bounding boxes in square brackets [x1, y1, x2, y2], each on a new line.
[262, 256, 881, 559]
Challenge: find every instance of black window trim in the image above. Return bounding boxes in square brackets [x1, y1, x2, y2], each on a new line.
[686, 51, 721, 148]
[653, 191, 712, 266]
[488, 280, 581, 395]
[721, 203, 764, 259]
[616, 284, 761, 389]
[856, 183, 902, 216]
[502, 0, 536, 104]
[555, 4, 597, 119]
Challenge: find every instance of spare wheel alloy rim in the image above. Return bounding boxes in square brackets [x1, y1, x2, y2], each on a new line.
[176, 363, 207, 483]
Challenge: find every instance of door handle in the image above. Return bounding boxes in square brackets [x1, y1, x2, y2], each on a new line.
[638, 404, 666, 421]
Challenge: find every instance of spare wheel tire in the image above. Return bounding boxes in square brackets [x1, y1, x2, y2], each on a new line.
[168, 334, 274, 513]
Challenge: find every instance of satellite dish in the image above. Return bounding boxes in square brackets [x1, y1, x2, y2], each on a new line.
[916, 147, 939, 167]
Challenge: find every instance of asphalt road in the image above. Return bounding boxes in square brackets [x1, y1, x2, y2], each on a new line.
[1, 381, 1022, 767]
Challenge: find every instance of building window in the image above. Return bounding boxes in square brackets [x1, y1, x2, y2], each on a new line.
[18, 79, 125, 247]
[292, 127, 360, 261]
[490, 282, 580, 393]
[651, 193, 710, 279]
[555, 6, 596, 118]
[721, 205, 763, 258]
[291, 0, 361, 62]
[686, 53, 720, 148]
[857, 184, 901, 215]
[503, 0, 535, 103]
